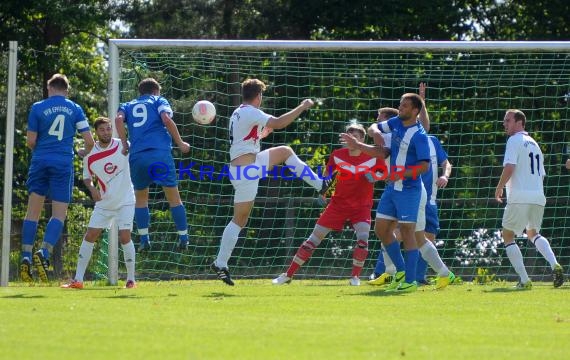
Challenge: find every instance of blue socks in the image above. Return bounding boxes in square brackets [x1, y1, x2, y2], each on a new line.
[385, 241, 405, 272]
[374, 248, 386, 276]
[416, 256, 428, 283]
[170, 205, 189, 244]
[404, 249, 419, 284]
[135, 207, 150, 245]
[41, 218, 64, 258]
[21, 220, 38, 260]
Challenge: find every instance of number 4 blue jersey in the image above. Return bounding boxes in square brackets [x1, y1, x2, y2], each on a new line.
[27, 95, 89, 161]
[119, 95, 173, 155]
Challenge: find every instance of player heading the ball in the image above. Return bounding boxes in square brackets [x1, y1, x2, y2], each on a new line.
[115, 78, 191, 254]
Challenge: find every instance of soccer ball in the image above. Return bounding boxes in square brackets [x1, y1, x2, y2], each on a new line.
[192, 100, 216, 125]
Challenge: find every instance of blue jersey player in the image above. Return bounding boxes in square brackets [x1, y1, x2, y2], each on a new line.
[115, 78, 190, 253]
[342, 93, 430, 292]
[20, 73, 95, 282]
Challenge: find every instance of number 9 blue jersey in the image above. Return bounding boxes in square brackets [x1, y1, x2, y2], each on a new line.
[119, 95, 174, 155]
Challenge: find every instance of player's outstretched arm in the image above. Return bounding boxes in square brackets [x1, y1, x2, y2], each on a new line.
[115, 111, 129, 155]
[565, 158, 570, 170]
[340, 133, 388, 159]
[367, 123, 385, 147]
[161, 112, 190, 154]
[418, 82, 430, 132]
[80, 129, 95, 155]
[266, 99, 314, 129]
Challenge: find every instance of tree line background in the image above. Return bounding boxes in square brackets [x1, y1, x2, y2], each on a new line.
[1, 0, 569, 279]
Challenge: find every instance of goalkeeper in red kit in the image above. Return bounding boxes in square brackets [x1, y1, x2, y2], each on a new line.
[273, 122, 387, 285]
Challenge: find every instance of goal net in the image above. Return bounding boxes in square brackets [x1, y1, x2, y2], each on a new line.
[107, 40, 570, 283]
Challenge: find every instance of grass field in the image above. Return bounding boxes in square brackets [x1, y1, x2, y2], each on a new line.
[1, 280, 569, 360]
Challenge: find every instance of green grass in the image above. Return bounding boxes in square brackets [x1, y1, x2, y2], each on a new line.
[1, 280, 569, 359]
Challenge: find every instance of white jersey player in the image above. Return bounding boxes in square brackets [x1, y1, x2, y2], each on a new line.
[495, 109, 564, 289]
[211, 78, 334, 286]
[62, 117, 137, 290]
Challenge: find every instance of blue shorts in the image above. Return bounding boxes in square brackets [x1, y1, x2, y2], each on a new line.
[376, 185, 422, 222]
[129, 150, 177, 190]
[425, 203, 440, 235]
[26, 158, 74, 203]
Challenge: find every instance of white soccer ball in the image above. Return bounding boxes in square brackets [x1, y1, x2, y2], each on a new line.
[192, 100, 216, 125]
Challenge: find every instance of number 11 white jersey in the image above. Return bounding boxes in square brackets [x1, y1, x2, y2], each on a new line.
[503, 131, 546, 205]
[229, 104, 271, 161]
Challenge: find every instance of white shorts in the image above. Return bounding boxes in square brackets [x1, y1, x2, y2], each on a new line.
[88, 204, 135, 231]
[415, 184, 427, 232]
[230, 150, 270, 203]
[502, 203, 544, 236]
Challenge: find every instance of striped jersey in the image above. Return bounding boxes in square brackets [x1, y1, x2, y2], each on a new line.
[378, 116, 430, 191]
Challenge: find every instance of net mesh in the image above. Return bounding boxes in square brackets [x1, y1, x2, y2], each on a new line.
[107, 45, 570, 281]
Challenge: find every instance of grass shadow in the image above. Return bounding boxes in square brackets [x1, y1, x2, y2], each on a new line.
[483, 287, 529, 293]
[203, 292, 238, 298]
[1, 293, 46, 299]
[103, 293, 139, 299]
[358, 289, 408, 297]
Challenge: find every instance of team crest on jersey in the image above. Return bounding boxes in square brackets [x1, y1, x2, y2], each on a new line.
[104, 162, 118, 174]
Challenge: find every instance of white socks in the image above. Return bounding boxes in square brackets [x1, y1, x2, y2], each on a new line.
[382, 245, 396, 275]
[215, 221, 242, 269]
[531, 235, 558, 270]
[419, 240, 449, 277]
[121, 240, 136, 282]
[506, 243, 530, 283]
[75, 240, 95, 282]
[285, 154, 323, 190]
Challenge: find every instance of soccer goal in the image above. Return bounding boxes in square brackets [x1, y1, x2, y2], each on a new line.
[107, 39, 570, 284]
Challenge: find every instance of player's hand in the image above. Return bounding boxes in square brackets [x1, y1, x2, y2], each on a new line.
[339, 132, 358, 148]
[121, 141, 129, 155]
[178, 141, 190, 154]
[260, 127, 273, 139]
[300, 99, 314, 110]
[495, 187, 504, 203]
[77, 148, 88, 158]
[419, 82, 427, 100]
[90, 187, 102, 202]
[565, 158, 570, 170]
[436, 176, 449, 188]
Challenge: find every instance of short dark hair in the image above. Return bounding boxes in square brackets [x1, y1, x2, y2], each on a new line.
[506, 109, 526, 126]
[94, 116, 111, 130]
[138, 78, 161, 95]
[377, 107, 398, 119]
[47, 73, 69, 91]
[401, 93, 423, 113]
[242, 79, 267, 102]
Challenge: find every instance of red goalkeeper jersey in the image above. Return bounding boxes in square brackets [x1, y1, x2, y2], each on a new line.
[325, 147, 386, 209]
